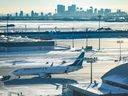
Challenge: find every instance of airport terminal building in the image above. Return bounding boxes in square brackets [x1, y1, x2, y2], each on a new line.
[67, 63, 128, 96]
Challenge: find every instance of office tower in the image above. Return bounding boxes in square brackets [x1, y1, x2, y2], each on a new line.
[98, 8, 104, 15]
[15, 12, 18, 17]
[26, 14, 29, 17]
[94, 8, 98, 15]
[57, 5, 65, 14]
[86, 6, 93, 16]
[68, 4, 76, 13]
[104, 9, 111, 15]
[31, 10, 35, 17]
[41, 12, 44, 16]
[19, 11, 24, 17]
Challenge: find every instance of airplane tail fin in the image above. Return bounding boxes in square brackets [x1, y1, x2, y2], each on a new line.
[69, 51, 85, 66]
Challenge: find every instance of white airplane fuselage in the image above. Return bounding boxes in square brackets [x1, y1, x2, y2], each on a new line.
[10, 51, 85, 78]
[0, 51, 85, 81]
[13, 66, 83, 77]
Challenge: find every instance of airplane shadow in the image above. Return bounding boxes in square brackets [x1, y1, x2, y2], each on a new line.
[4, 77, 78, 86]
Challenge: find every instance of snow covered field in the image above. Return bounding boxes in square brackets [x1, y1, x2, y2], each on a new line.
[0, 38, 128, 96]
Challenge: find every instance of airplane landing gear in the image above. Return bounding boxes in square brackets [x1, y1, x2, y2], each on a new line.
[48, 75, 52, 78]
[18, 76, 20, 79]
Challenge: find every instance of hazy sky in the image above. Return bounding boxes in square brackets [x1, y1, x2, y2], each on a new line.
[0, 0, 128, 14]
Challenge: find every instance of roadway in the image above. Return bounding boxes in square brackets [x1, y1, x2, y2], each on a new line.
[0, 30, 128, 40]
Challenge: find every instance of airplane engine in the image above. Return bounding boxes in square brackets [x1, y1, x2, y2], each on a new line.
[38, 73, 49, 78]
[0, 75, 11, 81]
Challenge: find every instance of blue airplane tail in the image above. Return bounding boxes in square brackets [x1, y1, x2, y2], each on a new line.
[69, 51, 85, 66]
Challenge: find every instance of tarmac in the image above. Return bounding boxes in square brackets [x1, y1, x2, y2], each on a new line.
[0, 38, 128, 96]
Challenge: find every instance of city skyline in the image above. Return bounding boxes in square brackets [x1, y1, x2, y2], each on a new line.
[0, 0, 128, 14]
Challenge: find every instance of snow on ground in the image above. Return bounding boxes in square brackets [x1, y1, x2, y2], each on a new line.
[0, 46, 128, 95]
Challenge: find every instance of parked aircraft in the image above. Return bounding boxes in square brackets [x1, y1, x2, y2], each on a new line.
[12, 51, 85, 78]
[0, 51, 85, 81]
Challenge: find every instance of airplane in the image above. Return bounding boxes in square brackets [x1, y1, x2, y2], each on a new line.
[12, 51, 85, 78]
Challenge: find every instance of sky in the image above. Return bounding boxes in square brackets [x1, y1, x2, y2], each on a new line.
[0, 0, 128, 14]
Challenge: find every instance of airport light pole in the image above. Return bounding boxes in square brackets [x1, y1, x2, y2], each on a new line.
[25, 25, 27, 32]
[55, 26, 57, 32]
[6, 15, 9, 52]
[98, 15, 101, 50]
[86, 28, 88, 47]
[38, 25, 40, 32]
[72, 27, 74, 48]
[54, 26, 58, 46]
[6, 16, 9, 33]
[6, 16, 9, 38]
[117, 40, 123, 61]
[87, 57, 97, 84]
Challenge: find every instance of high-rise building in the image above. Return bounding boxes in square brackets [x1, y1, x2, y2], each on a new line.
[98, 8, 104, 16]
[15, 12, 18, 17]
[41, 12, 44, 16]
[104, 9, 111, 15]
[19, 11, 24, 17]
[26, 14, 29, 17]
[116, 9, 127, 16]
[57, 5, 65, 14]
[68, 4, 76, 13]
[94, 8, 98, 15]
[86, 6, 93, 16]
[31, 10, 35, 17]
[34, 12, 38, 17]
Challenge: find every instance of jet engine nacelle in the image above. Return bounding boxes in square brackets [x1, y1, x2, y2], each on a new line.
[38, 73, 49, 78]
[0, 75, 11, 81]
